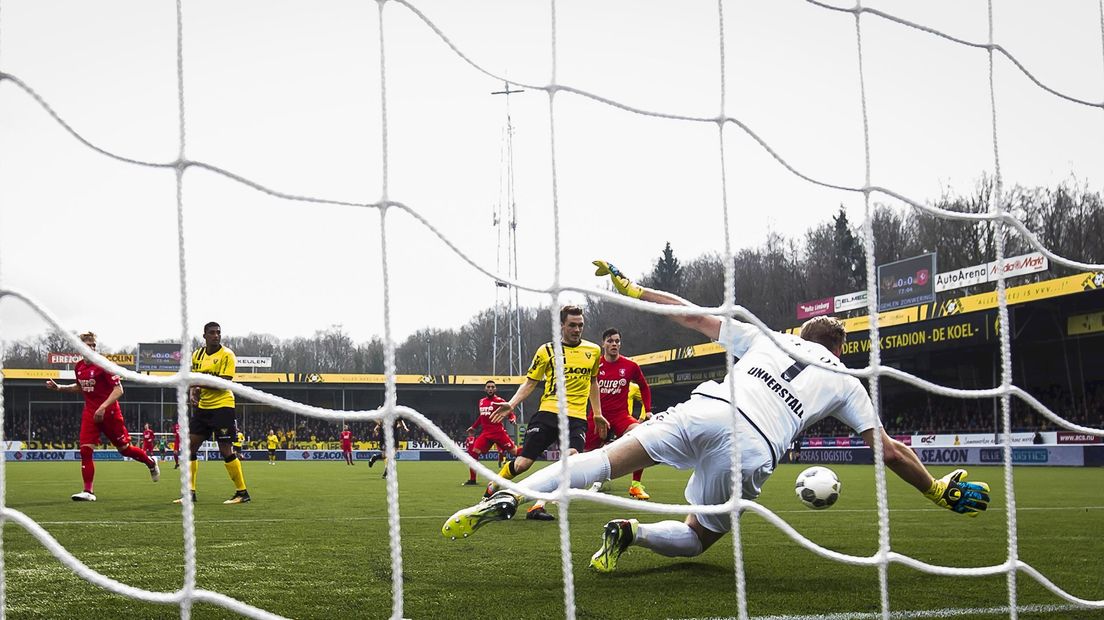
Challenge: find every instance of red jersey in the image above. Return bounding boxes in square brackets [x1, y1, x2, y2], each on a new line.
[142, 428, 155, 448]
[464, 435, 476, 452]
[74, 359, 122, 414]
[596, 355, 652, 417]
[340, 430, 353, 446]
[172, 423, 180, 446]
[472, 395, 513, 434]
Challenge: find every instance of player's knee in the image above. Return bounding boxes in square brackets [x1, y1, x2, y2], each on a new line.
[685, 517, 723, 554]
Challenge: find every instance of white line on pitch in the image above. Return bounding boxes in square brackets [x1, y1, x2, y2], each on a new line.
[19, 503, 1104, 527]
[680, 602, 1098, 620]
[28, 514, 456, 526]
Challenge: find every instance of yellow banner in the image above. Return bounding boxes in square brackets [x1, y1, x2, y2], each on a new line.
[631, 342, 725, 366]
[3, 369, 61, 379]
[1, 369, 528, 385]
[1068, 311, 1104, 336]
[933, 271, 1102, 318]
[784, 271, 1101, 335]
[219, 373, 526, 385]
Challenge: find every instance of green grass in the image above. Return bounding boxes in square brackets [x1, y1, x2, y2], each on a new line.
[2, 461, 1103, 619]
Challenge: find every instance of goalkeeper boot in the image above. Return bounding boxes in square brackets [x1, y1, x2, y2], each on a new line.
[462, 479, 479, 486]
[589, 519, 638, 573]
[442, 492, 518, 539]
[368, 453, 381, 468]
[71, 491, 97, 502]
[223, 490, 251, 505]
[628, 481, 650, 501]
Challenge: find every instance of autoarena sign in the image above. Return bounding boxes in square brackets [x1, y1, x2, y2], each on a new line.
[840, 311, 997, 360]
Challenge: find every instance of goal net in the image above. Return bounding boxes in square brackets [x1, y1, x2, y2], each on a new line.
[0, 1, 1103, 619]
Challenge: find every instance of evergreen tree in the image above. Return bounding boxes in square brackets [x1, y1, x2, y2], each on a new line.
[650, 242, 683, 295]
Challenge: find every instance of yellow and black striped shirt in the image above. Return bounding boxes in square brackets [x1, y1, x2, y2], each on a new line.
[526, 340, 601, 420]
[191, 345, 236, 410]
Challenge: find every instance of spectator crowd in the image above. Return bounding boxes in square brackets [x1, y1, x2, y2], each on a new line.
[6, 383, 1099, 448]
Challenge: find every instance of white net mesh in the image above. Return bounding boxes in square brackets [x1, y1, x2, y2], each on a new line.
[0, 1, 1103, 619]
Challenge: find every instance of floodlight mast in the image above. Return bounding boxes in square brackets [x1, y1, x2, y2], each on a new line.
[491, 81, 525, 381]
[491, 81, 527, 441]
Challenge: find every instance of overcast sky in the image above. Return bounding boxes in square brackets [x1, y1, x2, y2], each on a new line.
[1, 0, 1101, 352]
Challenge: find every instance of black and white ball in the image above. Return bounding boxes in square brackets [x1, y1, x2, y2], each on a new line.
[794, 466, 840, 510]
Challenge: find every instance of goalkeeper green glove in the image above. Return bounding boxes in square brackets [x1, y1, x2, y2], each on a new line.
[924, 468, 990, 517]
[592, 260, 643, 299]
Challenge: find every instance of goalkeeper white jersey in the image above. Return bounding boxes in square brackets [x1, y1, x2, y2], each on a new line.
[691, 319, 879, 460]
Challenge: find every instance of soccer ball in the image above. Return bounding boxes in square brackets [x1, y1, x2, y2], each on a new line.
[794, 466, 840, 510]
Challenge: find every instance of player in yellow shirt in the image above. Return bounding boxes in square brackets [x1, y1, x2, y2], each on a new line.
[627, 382, 651, 423]
[482, 305, 606, 521]
[266, 428, 279, 465]
[175, 321, 251, 505]
[232, 430, 245, 459]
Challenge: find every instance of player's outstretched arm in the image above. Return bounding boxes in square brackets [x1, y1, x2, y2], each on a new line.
[862, 428, 990, 517]
[490, 378, 539, 423]
[593, 260, 722, 340]
[45, 379, 82, 394]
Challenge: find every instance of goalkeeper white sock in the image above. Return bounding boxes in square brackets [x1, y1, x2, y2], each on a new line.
[635, 521, 703, 557]
[513, 449, 611, 500]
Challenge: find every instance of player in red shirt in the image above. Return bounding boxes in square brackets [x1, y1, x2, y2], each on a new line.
[141, 423, 156, 458]
[463, 430, 477, 457]
[45, 331, 160, 501]
[464, 380, 517, 486]
[340, 425, 355, 465]
[586, 328, 653, 499]
[171, 422, 181, 469]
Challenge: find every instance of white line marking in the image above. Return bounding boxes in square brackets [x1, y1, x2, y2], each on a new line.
[20, 504, 1104, 527]
[681, 602, 1097, 620]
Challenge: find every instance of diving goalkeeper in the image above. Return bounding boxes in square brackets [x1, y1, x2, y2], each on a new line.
[443, 260, 991, 574]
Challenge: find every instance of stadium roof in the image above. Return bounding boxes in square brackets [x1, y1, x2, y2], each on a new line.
[4, 271, 1100, 385]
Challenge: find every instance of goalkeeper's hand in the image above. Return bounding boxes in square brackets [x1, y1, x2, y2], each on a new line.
[592, 260, 643, 299]
[924, 468, 990, 517]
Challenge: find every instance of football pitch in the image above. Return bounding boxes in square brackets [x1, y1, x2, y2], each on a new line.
[2, 461, 1102, 619]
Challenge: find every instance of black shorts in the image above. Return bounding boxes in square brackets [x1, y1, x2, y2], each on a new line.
[519, 411, 587, 460]
[268, 448, 276, 456]
[190, 407, 237, 441]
